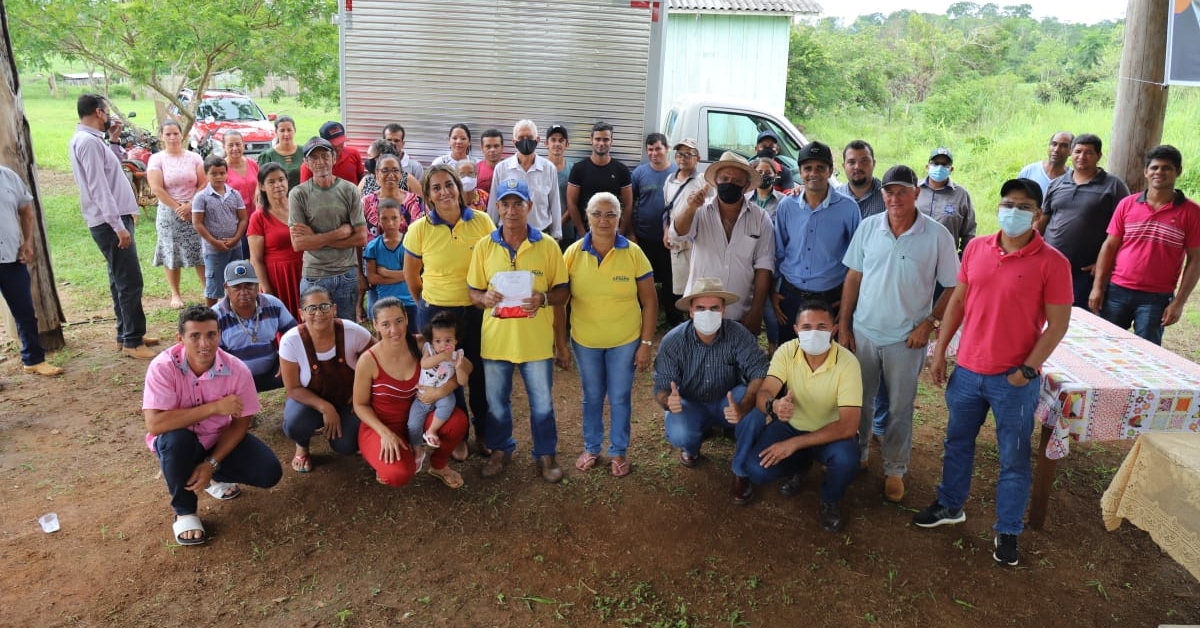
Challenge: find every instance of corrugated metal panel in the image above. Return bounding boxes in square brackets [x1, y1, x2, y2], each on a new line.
[668, 0, 821, 14]
[661, 14, 790, 116]
[341, 0, 652, 166]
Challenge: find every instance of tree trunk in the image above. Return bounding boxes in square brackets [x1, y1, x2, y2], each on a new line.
[1110, 0, 1170, 194]
[0, 0, 67, 351]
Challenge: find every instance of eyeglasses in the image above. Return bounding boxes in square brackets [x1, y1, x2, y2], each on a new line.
[676, 152, 699, 159]
[588, 212, 620, 220]
[301, 302, 335, 314]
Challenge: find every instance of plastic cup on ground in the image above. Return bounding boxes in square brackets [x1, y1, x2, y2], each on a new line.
[38, 512, 60, 533]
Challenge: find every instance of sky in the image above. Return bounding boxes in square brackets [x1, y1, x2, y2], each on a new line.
[817, 0, 1128, 25]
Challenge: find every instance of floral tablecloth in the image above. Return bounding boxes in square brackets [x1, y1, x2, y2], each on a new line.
[1035, 308, 1200, 460]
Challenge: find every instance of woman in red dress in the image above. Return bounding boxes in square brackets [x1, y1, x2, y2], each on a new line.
[247, 163, 303, 317]
[352, 297, 468, 488]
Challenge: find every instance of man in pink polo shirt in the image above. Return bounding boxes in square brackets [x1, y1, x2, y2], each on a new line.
[143, 305, 282, 546]
[1089, 144, 1200, 345]
[917, 178, 1072, 567]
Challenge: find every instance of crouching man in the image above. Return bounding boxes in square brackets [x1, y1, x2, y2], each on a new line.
[142, 305, 282, 546]
[735, 300, 862, 532]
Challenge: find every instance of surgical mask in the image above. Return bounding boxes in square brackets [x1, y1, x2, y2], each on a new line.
[515, 138, 537, 156]
[757, 176, 775, 190]
[797, 329, 832, 355]
[692, 310, 723, 335]
[364, 158, 376, 174]
[716, 182, 744, 204]
[928, 165, 951, 182]
[997, 207, 1035, 237]
[460, 176, 477, 193]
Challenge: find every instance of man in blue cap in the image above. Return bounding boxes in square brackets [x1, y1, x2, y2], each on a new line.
[468, 178, 570, 483]
[917, 147, 976, 256]
[755, 130, 794, 192]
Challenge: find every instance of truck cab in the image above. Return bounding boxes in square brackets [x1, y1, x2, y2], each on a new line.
[663, 95, 812, 181]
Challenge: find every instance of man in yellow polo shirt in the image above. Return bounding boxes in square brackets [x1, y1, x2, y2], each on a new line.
[738, 300, 862, 532]
[468, 178, 570, 482]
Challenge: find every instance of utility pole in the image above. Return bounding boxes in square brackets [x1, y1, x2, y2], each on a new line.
[1109, 0, 1170, 193]
[0, 0, 66, 351]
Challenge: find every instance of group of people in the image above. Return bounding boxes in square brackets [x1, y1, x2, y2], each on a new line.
[30, 93, 1195, 561]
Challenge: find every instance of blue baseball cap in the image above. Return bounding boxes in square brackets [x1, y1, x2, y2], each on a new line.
[495, 178, 531, 202]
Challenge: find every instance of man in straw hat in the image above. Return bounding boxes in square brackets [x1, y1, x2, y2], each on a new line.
[669, 152, 775, 336]
[652, 277, 769, 469]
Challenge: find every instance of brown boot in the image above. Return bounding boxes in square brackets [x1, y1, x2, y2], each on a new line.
[481, 450, 510, 478]
[537, 455, 563, 483]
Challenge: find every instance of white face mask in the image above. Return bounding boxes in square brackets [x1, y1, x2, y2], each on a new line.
[692, 310, 723, 335]
[460, 176, 477, 193]
[797, 329, 832, 355]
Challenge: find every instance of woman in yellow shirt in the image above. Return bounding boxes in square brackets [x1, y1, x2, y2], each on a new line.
[556, 192, 658, 477]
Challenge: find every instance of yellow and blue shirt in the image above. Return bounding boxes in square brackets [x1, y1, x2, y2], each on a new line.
[564, 233, 653, 349]
[403, 208, 495, 307]
[766, 340, 862, 433]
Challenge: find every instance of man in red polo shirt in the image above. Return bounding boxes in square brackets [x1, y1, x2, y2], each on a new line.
[1089, 144, 1200, 345]
[916, 178, 1072, 567]
[300, 121, 366, 185]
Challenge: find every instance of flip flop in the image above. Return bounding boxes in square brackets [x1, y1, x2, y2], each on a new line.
[428, 466, 464, 489]
[291, 454, 311, 473]
[172, 514, 206, 546]
[611, 457, 631, 478]
[204, 481, 241, 500]
[575, 452, 599, 472]
[451, 441, 469, 462]
[414, 449, 427, 473]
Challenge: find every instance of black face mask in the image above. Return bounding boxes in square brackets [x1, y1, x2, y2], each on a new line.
[757, 147, 777, 159]
[758, 176, 775, 189]
[716, 182, 744, 204]
[515, 138, 537, 156]
[364, 158, 377, 174]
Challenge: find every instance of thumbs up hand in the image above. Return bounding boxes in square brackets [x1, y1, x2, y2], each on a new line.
[774, 390, 795, 421]
[667, 381, 684, 414]
[723, 391, 744, 424]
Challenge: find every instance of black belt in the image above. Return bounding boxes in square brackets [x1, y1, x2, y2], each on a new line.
[781, 279, 842, 301]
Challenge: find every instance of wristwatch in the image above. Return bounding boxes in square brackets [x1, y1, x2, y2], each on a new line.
[640, 339, 653, 347]
[765, 398, 778, 421]
[205, 457, 221, 472]
[1018, 365, 1039, 380]
[540, 291, 550, 308]
[925, 315, 941, 329]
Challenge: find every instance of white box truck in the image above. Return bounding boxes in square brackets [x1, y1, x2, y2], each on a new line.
[338, 0, 810, 175]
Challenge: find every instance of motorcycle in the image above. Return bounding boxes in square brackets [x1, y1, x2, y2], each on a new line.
[115, 112, 160, 209]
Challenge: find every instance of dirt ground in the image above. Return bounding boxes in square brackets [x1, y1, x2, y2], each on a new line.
[2, 252, 1199, 626]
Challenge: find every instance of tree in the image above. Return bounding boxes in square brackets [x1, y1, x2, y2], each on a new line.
[0, 0, 65, 351]
[7, 0, 337, 132]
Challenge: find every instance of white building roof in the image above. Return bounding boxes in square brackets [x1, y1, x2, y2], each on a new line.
[667, 0, 821, 15]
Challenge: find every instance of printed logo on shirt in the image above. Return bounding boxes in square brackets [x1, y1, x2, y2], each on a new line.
[612, 275, 632, 282]
[943, 203, 956, 215]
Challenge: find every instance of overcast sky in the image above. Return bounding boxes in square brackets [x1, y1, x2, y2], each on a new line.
[817, 0, 1128, 24]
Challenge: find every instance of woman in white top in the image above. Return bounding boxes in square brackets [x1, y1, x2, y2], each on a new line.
[429, 123, 474, 167]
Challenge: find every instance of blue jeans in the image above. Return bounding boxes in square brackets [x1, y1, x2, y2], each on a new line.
[203, 245, 245, 299]
[1070, 269, 1093, 309]
[484, 358, 558, 458]
[417, 301, 488, 442]
[731, 412, 859, 504]
[301, 269, 359, 322]
[663, 384, 763, 457]
[937, 365, 1041, 536]
[855, 331, 926, 477]
[573, 338, 639, 457]
[1100, 282, 1172, 346]
[0, 261, 46, 365]
[281, 398, 361, 453]
[154, 428, 282, 516]
[90, 215, 147, 348]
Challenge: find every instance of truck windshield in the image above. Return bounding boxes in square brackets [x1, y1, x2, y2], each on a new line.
[197, 97, 266, 122]
[706, 110, 798, 162]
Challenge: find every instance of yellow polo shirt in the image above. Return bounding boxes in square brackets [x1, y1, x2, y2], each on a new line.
[564, 234, 654, 349]
[467, 226, 568, 363]
[403, 208, 496, 307]
[767, 340, 862, 433]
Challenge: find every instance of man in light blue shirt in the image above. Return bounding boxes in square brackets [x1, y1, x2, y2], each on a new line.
[773, 141, 860, 342]
[839, 165, 959, 504]
[1017, 132, 1073, 196]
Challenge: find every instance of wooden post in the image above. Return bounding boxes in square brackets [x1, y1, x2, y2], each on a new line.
[0, 0, 67, 351]
[1109, 0, 1171, 193]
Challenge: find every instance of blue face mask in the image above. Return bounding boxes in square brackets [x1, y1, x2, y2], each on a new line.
[997, 207, 1034, 237]
[928, 164, 951, 183]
